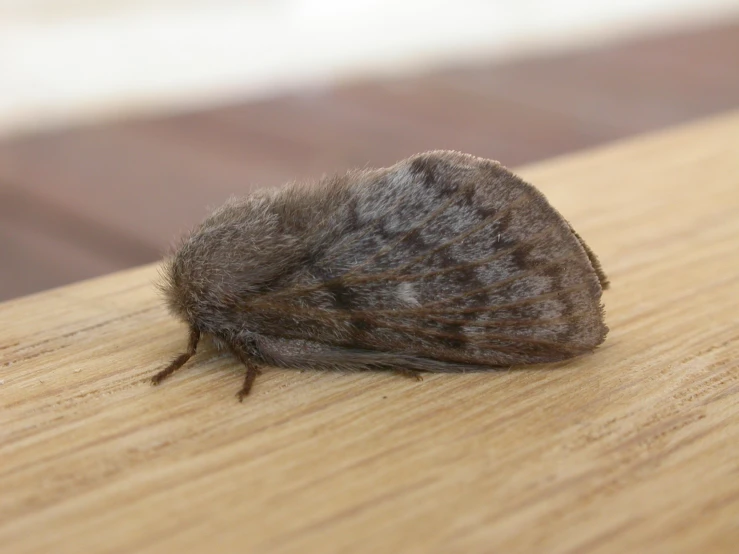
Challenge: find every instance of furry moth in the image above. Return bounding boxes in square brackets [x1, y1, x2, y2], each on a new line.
[153, 150, 609, 401]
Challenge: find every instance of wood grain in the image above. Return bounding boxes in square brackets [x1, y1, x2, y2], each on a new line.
[2, 111, 739, 554]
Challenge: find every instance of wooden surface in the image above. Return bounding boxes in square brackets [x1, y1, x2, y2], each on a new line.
[1, 20, 739, 300]
[2, 111, 739, 554]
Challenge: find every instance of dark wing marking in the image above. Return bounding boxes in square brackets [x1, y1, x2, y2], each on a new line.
[261, 185, 531, 300]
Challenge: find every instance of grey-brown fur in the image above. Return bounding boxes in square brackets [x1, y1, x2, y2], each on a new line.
[154, 150, 609, 400]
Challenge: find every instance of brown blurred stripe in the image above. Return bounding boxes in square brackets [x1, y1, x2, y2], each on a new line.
[0, 20, 737, 301]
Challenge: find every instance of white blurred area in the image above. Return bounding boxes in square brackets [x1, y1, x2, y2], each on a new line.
[1, 0, 738, 135]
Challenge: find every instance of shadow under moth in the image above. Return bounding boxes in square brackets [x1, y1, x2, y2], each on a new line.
[153, 150, 609, 401]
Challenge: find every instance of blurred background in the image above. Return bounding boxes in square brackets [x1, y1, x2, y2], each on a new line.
[1, 0, 738, 301]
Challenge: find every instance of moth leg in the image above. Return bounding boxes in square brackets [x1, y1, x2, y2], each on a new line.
[393, 368, 424, 382]
[152, 327, 200, 385]
[231, 346, 264, 402]
[237, 364, 262, 402]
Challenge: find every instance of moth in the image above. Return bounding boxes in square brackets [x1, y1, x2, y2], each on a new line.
[153, 150, 609, 401]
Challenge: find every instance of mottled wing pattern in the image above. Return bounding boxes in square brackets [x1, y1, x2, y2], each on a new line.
[249, 151, 608, 370]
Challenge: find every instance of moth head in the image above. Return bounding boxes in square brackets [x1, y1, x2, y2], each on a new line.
[158, 253, 199, 325]
[158, 195, 300, 329]
[157, 241, 254, 330]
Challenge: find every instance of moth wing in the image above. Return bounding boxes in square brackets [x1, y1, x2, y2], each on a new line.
[251, 151, 608, 369]
[252, 335, 487, 373]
